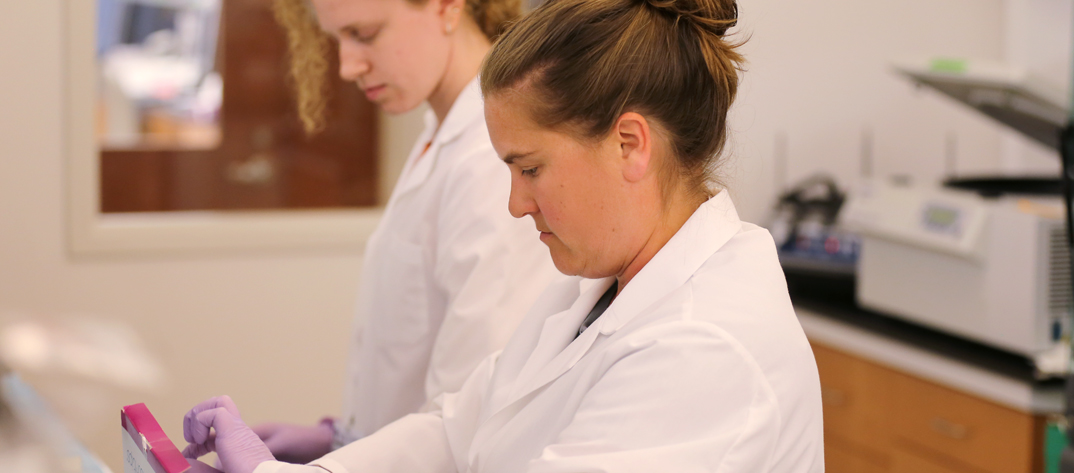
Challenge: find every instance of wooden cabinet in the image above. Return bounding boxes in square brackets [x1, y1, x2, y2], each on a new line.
[889, 447, 977, 473]
[813, 343, 1045, 473]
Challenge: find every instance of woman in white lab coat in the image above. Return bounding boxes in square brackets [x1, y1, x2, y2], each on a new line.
[183, 0, 825, 471]
[247, 0, 559, 463]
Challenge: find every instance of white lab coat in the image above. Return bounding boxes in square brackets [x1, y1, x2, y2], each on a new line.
[258, 191, 825, 473]
[336, 78, 560, 442]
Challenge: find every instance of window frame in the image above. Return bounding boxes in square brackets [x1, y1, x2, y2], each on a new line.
[67, 0, 382, 256]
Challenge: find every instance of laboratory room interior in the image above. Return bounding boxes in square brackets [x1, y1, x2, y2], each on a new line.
[1, 0, 1073, 471]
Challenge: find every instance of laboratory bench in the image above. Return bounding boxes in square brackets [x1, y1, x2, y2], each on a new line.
[795, 297, 1065, 473]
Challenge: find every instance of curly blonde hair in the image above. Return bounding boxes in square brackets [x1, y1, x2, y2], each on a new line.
[273, 0, 332, 134]
[272, 0, 521, 135]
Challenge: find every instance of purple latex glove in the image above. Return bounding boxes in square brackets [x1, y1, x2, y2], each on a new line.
[251, 420, 334, 464]
[182, 396, 275, 473]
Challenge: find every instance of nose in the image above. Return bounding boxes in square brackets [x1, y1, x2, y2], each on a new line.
[507, 173, 538, 219]
[338, 41, 371, 82]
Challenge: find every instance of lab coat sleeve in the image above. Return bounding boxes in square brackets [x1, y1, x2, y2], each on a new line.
[527, 322, 784, 473]
[424, 147, 540, 402]
[252, 412, 454, 473]
[253, 352, 500, 473]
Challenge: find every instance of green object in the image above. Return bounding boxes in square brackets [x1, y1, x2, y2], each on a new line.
[929, 58, 968, 74]
[1047, 420, 1069, 473]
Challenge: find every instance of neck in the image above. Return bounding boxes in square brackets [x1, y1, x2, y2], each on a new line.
[615, 188, 707, 294]
[428, 24, 491, 122]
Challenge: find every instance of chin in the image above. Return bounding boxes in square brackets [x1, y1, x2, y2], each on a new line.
[548, 249, 581, 277]
[378, 101, 409, 115]
[379, 97, 423, 116]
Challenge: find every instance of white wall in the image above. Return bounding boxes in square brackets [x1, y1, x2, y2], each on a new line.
[728, 0, 1016, 222]
[1002, 0, 1073, 173]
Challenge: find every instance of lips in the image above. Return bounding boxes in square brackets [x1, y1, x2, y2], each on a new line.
[364, 85, 387, 101]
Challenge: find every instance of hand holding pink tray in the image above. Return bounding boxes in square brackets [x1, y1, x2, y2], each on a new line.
[182, 396, 275, 473]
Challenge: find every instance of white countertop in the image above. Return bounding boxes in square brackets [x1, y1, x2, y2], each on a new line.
[796, 306, 1065, 414]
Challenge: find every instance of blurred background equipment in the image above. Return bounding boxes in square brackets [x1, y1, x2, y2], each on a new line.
[768, 175, 861, 305]
[893, 58, 1067, 151]
[96, 0, 382, 213]
[1, 366, 113, 473]
[0, 316, 167, 473]
[0, 318, 165, 393]
[97, 0, 222, 150]
[841, 177, 1069, 375]
[889, 54, 1074, 472]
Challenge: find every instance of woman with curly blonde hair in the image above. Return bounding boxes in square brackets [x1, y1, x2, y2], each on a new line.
[211, 0, 560, 466]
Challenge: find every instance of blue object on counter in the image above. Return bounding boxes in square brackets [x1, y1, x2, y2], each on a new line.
[1, 373, 112, 473]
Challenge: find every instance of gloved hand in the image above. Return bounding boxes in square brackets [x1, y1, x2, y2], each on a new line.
[251, 420, 334, 464]
[182, 396, 275, 473]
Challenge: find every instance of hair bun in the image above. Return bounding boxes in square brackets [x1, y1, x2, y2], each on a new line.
[642, 0, 738, 36]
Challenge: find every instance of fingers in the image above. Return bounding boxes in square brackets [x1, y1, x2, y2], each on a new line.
[184, 396, 242, 444]
[183, 425, 216, 459]
[184, 406, 239, 459]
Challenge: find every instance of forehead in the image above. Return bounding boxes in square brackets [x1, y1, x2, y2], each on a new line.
[484, 90, 546, 146]
[486, 90, 535, 125]
[310, 0, 400, 29]
[485, 89, 604, 165]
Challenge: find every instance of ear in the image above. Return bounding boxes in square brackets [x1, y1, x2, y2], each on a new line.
[436, 0, 465, 34]
[613, 112, 653, 183]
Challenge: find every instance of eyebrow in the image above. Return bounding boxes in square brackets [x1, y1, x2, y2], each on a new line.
[336, 24, 360, 35]
[333, 22, 375, 36]
[502, 151, 533, 165]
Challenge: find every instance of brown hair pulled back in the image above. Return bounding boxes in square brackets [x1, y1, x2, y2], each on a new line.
[272, 0, 522, 134]
[481, 0, 744, 194]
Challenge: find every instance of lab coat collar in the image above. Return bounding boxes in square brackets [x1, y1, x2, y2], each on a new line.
[595, 190, 742, 335]
[503, 277, 613, 401]
[433, 76, 485, 145]
[485, 192, 741, 417]
[391, 78, 485, 198]
[471, 277, 613, 456]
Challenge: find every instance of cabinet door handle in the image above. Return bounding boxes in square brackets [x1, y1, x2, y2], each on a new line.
[930, 417, 970, 440]
[227, 152, 276, 185]
[821, 387, 847, 407]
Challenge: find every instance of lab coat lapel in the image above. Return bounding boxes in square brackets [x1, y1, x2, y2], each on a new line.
[504, 277, 614, 403]
[386, 111, 437, 206]
[469, 278, 611, 463]
[389, 79, 484, 200]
